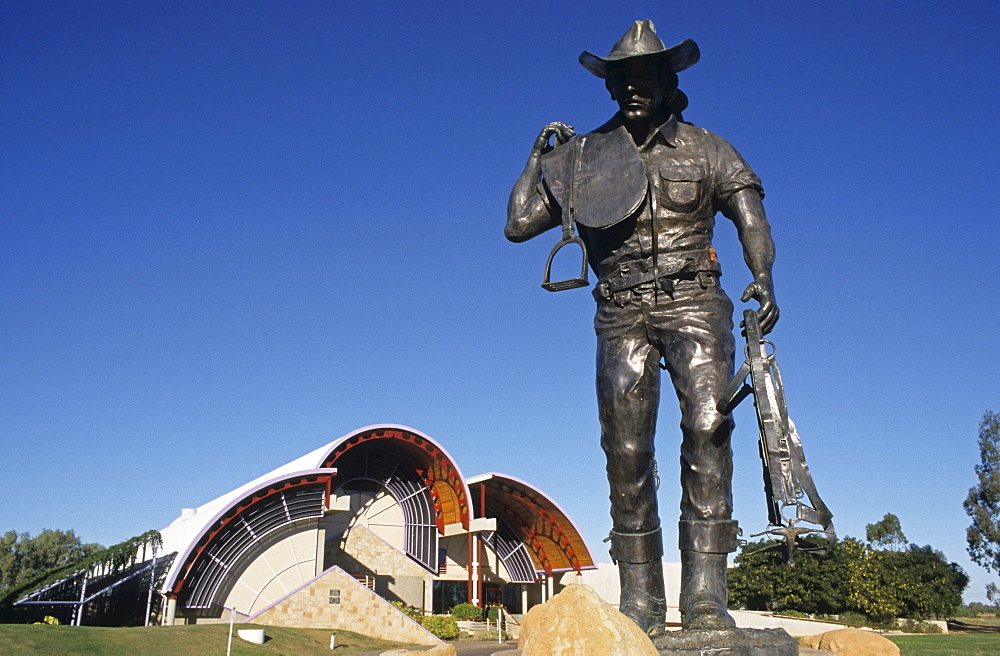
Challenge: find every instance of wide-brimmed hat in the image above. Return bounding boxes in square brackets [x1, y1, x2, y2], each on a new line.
[579, 20, 699, 79]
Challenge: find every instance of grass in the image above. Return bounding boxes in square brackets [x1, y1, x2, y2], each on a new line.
[887, 633, 1000, 655]
[0, 623, 411, 655]
[959, 615, 1000, 625]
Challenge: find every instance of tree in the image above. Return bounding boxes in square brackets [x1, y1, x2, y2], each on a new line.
[892, 545, 968, 620]
[866, 513, 908, 551]
[0, 529, 102, 592]
[964, 410, 1000, 594]
[729, 518, 968, 621]
[728, 536, 847, 616]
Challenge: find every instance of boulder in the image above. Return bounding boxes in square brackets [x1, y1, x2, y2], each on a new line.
[798, 634, 823, 649]
[518, 583, 658, 656]
[799, 628, 899, 656]
[380, 645, 457, 656]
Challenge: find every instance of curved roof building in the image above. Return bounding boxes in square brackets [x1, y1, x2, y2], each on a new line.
[157, 424, 596, 626]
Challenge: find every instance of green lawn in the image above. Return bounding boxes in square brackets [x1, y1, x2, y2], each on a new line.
[955, 616, 1000, 625]
[888, 633, 1000, 655]
[0, 623, 410, 655]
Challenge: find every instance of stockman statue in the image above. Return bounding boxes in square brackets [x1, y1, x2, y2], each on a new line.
[506, 21, 781, 638]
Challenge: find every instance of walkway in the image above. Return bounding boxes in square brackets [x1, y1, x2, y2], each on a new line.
[351, 641, 518, 656]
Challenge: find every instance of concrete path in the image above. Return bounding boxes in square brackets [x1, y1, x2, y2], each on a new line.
[484, 649, 835, 655]
[355, 645, 835, 655]
[349, 641, 519, 656]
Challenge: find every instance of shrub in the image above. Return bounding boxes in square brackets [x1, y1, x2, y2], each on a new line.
[775, 610, 809, 618]
[898, 619, 943, 634]
[952, 603, 1000, 618]
[389, 600, 422, 620]
[449, 603, 483, 619]
[839, 611, 873, 626]
[420, 615, 459, 640]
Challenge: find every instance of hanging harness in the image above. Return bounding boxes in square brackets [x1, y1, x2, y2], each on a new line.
[719, 310, 836, 563]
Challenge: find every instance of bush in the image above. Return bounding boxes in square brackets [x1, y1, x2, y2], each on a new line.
[839, 611, 874, 626]
[420, 615, 459, 640]
[486, 605, 505, 620]
[449, 603, 483, 619]
[775, 610, 809, 618]
[835, 611, 899, 631]
[952, 603, 1000, 618]
[389, 601, 422, 620]
[385, 603, 459, 640]
[474, 630, 509, 641]
[898, 619, 943, 634]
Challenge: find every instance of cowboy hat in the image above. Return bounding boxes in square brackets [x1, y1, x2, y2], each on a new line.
[579, 20, 700, 79]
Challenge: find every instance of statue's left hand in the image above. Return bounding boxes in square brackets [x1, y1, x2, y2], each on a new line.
[533, 122, 576, 156]
[741, 280, 779, 335]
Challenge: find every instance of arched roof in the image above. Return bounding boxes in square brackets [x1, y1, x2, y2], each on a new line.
[316, 425, 471, 531]
[467, 473, 596, 576]
[164, 469, 336, 604]
[157, 425, 594, 603]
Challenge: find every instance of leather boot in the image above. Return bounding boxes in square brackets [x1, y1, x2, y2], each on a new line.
[679, 551, 736, 630]
[678, 519, 739, 631]
[618, 560, 667, 636]
[609, 528, 666, 636]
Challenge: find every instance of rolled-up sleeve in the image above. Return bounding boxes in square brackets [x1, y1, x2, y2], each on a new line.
[713, 136, 764, 203]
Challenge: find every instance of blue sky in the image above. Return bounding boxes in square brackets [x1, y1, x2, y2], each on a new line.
[3, 1, 998, 602]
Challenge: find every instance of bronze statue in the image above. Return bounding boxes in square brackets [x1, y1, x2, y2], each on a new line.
[507, 20, 782, 640]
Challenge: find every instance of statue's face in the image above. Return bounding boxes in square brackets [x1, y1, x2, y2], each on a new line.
[606, 58, 668, 123]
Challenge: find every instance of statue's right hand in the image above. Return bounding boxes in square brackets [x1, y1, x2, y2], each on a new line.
[533, 122, 575, 155]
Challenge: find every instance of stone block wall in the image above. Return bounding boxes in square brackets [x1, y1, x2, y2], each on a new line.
[327, 524, 434, 610]
[248, 565, 441, 646]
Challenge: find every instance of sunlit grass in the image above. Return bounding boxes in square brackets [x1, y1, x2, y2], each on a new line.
[0, 623, 410, 655]
[887, 633, 1000, 655]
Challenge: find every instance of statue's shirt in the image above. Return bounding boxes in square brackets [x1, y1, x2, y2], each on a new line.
[540, 115, 763, 278]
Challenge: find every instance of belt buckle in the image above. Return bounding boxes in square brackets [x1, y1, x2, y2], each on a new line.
[613, 290, 632, 307]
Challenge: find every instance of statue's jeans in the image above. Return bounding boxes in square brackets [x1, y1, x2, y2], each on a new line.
[595, 282, 736, 533]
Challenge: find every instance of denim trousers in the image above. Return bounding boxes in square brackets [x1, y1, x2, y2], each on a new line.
[595, 281, 736, 538]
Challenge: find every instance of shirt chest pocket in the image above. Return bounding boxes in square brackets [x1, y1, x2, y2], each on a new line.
[659, 164, 704, 213]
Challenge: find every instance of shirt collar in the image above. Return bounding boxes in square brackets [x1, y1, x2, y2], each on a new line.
[656, 114, 679, 147]
[613, 113, 679, 149]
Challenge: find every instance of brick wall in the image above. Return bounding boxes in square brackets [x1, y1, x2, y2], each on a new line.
[248, 565, 441, 646]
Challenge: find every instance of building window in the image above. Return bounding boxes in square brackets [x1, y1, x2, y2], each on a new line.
[432, 580, 468, 614]
[329, 589, 341, 604]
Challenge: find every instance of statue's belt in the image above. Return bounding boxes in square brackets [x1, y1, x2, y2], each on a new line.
[593, 251, 720, 301]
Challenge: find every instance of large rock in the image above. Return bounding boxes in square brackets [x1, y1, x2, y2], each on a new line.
[799, 628, 899, 656]
[381, 645, 457, 656]
[518, 583, 658, 656]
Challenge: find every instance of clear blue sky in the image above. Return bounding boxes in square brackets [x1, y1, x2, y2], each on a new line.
[3, 1, 998, 602]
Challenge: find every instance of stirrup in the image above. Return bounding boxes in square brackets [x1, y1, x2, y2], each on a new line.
[541, 234, 589, 291]
[541, 135, 590, 292]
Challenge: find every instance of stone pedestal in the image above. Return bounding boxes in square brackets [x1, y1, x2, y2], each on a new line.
[653, 627, 798, 656]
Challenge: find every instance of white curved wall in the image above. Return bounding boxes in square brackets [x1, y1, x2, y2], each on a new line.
[221, 526, 322, 618]
[326, 488, 405, 552]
